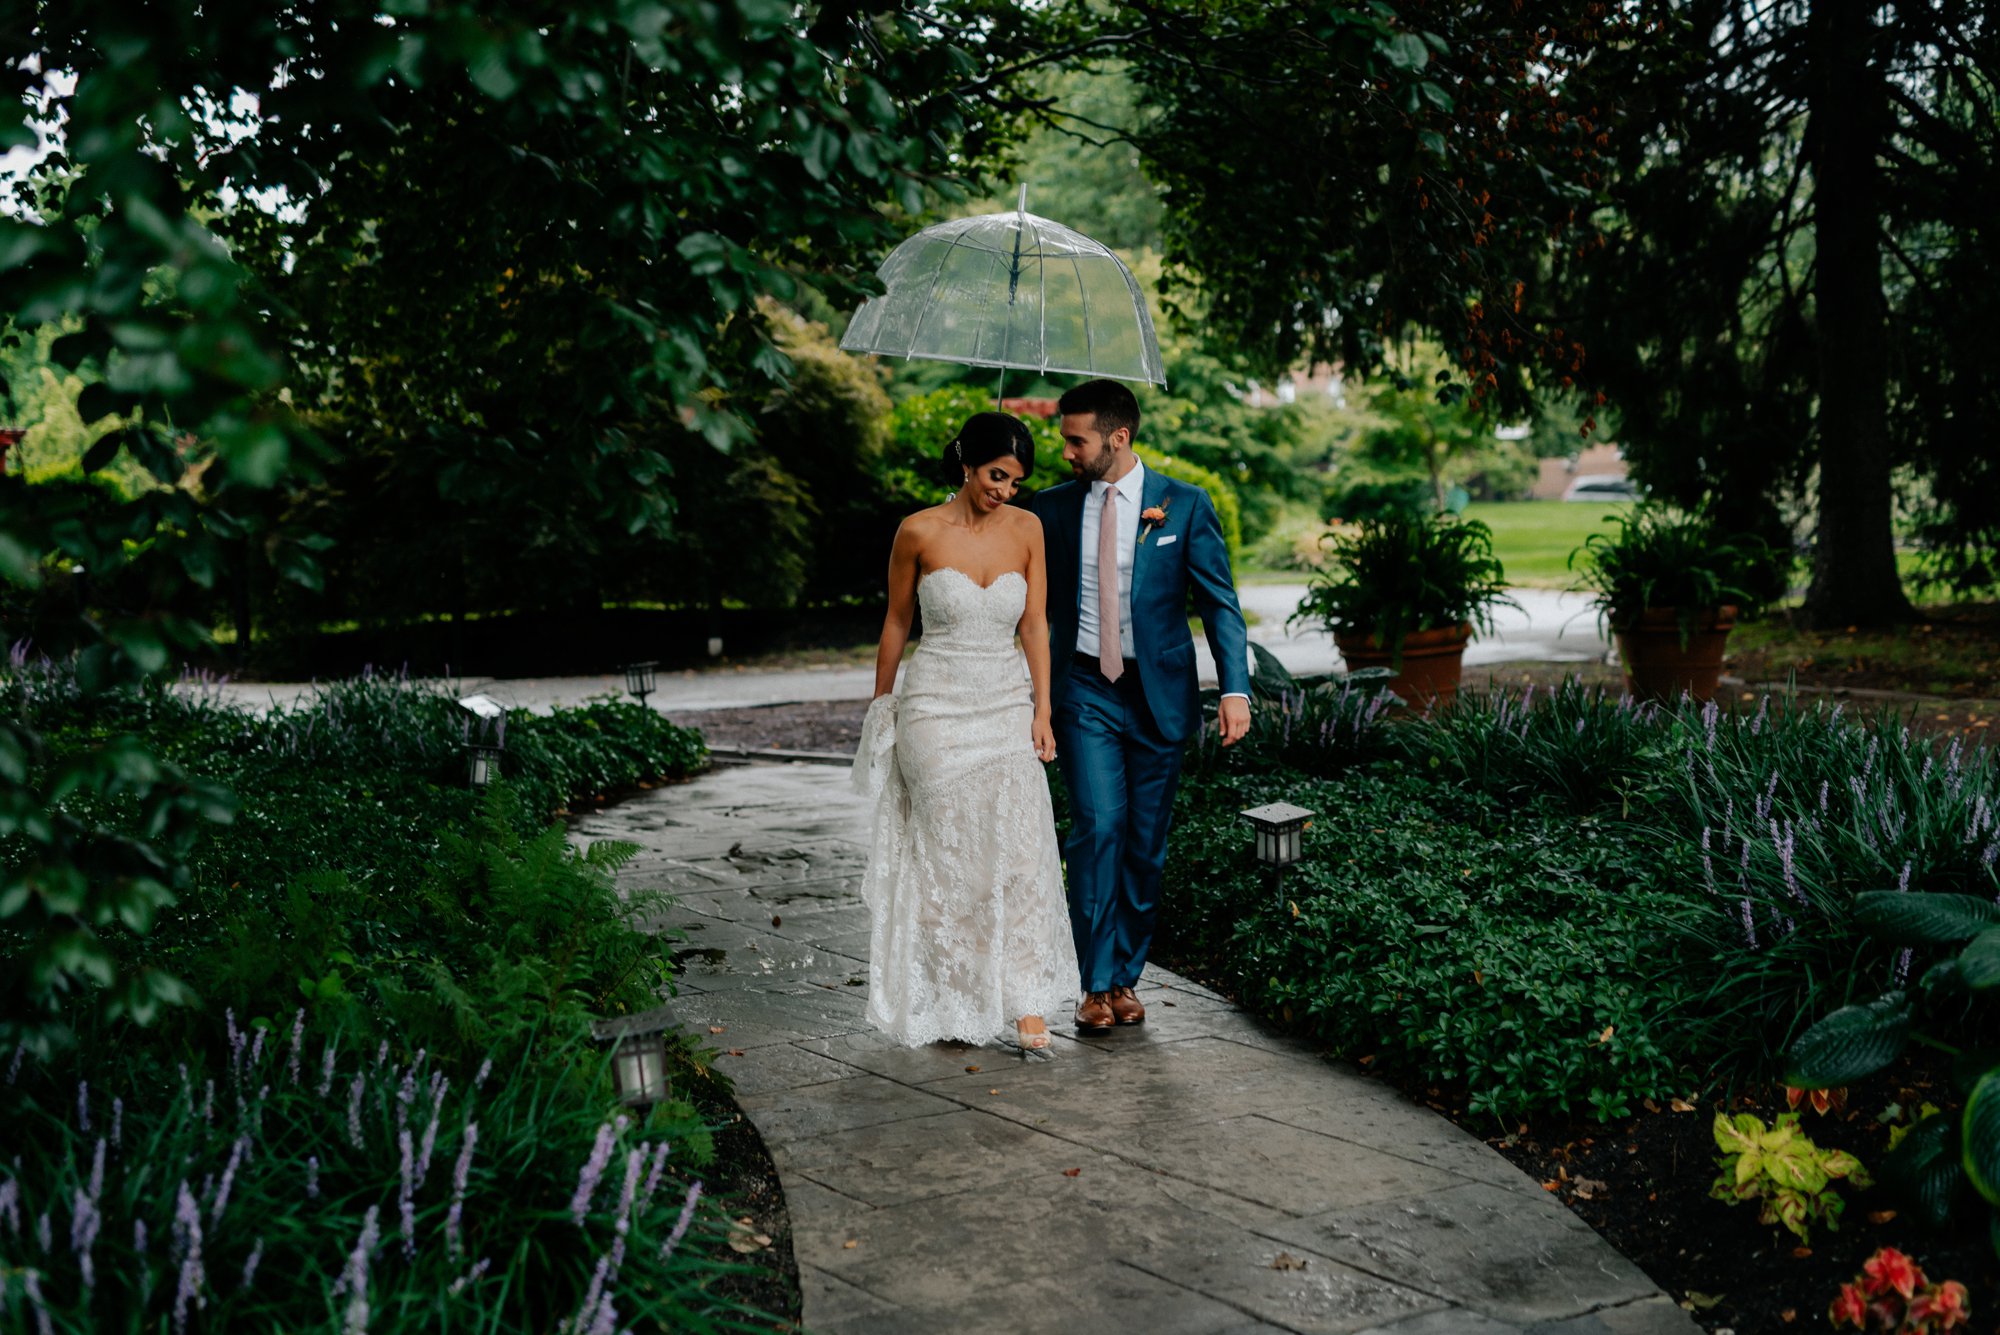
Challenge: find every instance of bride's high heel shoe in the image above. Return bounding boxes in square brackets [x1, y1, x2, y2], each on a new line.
[1012, 1015, 1053, 1059]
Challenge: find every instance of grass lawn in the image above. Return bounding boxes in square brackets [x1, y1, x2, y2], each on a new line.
[1461, 499, 1635, 588]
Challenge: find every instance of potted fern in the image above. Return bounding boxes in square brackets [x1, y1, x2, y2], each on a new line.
[1570, 505, 1767, 703]
[1290, 514, 1516, 711]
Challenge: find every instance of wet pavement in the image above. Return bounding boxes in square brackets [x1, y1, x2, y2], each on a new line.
[574, 761, 1694, 1334]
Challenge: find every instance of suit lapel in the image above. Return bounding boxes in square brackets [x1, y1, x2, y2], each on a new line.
[1130, 467, 1171, 602]
[1061, 483, 1087, 615]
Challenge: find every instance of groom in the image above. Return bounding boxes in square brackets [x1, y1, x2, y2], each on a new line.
[1028, 379, 1252, 1034]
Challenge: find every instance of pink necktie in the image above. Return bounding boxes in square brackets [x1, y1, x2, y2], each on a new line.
[1098, 485, 1123, 682]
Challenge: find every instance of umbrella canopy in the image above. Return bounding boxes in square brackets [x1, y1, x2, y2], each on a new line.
[840, 191, 1165, 387]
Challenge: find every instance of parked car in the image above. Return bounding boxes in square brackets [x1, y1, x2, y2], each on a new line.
[1563, 473, 1641, 502]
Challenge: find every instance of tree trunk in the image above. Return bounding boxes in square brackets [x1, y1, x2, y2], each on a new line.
[1800, 0, 1910, 628]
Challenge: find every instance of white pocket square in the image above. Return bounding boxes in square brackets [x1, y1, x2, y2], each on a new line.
[1155, 533, 1178, 545]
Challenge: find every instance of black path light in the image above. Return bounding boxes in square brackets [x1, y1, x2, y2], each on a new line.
[456, 692, 507, 787]
[592, 1005, 678, 1106]
[623, 660, 658, 707]
[1240, 801, 1314, 906]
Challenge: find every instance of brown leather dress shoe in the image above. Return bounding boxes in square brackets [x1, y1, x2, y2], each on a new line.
[1074, 992, 1116, 1033]
[1109, 986, 1146, 1025]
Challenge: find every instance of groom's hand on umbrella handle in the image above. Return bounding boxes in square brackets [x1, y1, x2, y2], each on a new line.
[1218, 697, 1251, 747]
[1033, 717, 1057, 763]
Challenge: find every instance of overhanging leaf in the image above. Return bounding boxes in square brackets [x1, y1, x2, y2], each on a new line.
[1784, 993, 1911, 1087]
[1854, 890, 2000, 945]
[1964, 1069, 2000, 1207]
[1960, 928, 2000, 990]
[1878, 1113, 1963, 1228]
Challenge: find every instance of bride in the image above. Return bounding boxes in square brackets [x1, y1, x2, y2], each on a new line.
[851, 411, 1079, 1054]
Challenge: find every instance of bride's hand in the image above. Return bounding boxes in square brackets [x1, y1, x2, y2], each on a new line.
[1032, 717, 1057, 763]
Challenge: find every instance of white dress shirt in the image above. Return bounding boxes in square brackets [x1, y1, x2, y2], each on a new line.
[1077, 460, 1145, 661]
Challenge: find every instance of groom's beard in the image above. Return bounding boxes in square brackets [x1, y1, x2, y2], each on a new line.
[1070, 449, 1115, 483]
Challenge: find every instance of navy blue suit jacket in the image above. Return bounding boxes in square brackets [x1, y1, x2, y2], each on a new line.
[1029, 469, 1250, 743]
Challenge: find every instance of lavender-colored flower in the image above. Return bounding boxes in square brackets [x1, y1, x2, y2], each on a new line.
[1739, 897, 1758, 951]
[1700, 827, 1716, 893]
[319, 1042, 338, 1098]
[473, 1057, 493, 1090]
[249, 1028, 267, 1072]
[287, 1009, 305, 1087]
[212, 1135, 249, 1225]
[111, 1097, 124, 1151]
[36, 1209, 50, 1253]
[659, 1181, 703, 1261]
[203, 1079, 215, 1125]
[638, 1142, 671, 1214]
[570, 1121, 619, 1225]
[571, 1251, 615, 1335]
[134, 1216, 148, 1262]
[332, 1205, 381, 1335]
[374, 1040, 389, 1069]
[5, 1043, 21, 1084]
[1818, 779, 1829, 813]
[240, 1235, 266, 1291]
[448, 1257, 491, 1296]
[88, 1137, 105, 1201]
[307, 1155, 321, 1198]
[1898, 861, 1913, 894]
[614, 1147, 644, 1233]
[1750, 694, 1768, 736]
[227, 1009, 245, 1078]
[586, 1295, 621, 1335]
[0, 1178, 18, 1234]
[1984, 839, 1999, 870]
[71, 1187, 101, 1292]
[1771, 820, 1802, 904]
[398, 1127, 418, 1257]
[416, 1078, 449, 1185]
[22, 1271, 51, 1335]
[77, 1080, 89, 1132]
[1893, 946, 1914, 988]
[446, 1122, 478, 1258]
[172, 1180, 205, 1334]
[348, 1074, 366, 1150]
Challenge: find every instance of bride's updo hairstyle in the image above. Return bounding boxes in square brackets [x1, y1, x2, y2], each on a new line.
[941, 411, 1035, 484]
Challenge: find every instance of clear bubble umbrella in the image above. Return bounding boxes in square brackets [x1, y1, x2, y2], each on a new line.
[840, 187, 1165, 396]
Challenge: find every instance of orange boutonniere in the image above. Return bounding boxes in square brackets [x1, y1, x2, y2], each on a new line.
[1140, 502, 1169, 540]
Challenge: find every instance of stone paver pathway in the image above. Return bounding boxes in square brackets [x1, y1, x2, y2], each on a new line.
[573, 761, 1695, 1335]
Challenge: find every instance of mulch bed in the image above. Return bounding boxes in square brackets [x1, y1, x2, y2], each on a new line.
[1486, 1052, 1997, 1335]
[668, 700, 869, 756]
[685, 1073, 804, 1331]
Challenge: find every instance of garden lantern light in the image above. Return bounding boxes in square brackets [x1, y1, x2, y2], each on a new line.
[592, 1006, 677, 1106]
[1240, 801, 1313, 905]
[623, 660, 658, 707]
[456, 693, 507, 788]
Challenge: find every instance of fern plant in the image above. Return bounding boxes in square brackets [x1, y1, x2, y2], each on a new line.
[1290, 513, 1517, 668]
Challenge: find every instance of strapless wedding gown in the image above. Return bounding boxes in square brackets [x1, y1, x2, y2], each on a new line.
[851, 567, 1080, 1046]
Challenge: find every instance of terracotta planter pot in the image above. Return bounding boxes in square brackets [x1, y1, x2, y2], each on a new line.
[1334, 622, 1474, 712]
[1615, 605, 1738, 704]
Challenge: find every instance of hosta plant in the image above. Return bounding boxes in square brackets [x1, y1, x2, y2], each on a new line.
[1708, 1110, 1871, 1243]
[1785, 890, 2000, 1254]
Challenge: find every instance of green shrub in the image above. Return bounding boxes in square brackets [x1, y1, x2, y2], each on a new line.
[1709, 1111, 1871, 1243]
[1165, 764, 1698, 1122]
[1570, 503, 1775, 642]
[0, 1035, 749, 1333]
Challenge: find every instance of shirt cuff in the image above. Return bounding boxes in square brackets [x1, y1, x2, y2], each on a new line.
[1220, 692, 1250, 703]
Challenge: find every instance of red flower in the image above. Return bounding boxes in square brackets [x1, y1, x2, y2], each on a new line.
[1862, 1247, 1926, 1301]
[1907, 1280, 1971, 1331]
[1827, 1281, 1868, 1329]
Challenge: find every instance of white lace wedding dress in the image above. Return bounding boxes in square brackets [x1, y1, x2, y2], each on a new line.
[851, 567, 1079, 1046]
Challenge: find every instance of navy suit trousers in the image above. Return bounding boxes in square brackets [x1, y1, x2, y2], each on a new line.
[1053, 656, 1185, 993]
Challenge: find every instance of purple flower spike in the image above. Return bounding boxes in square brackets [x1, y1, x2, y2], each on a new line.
[319, 1043, 338, 1098]
[571, 1121, 618, 1225]
[212, 1135, 249, 1225]
[287, 1009, 305, 1086]
[0, 1179, 19, 1235]
[660, 1181, 703, 1262]
[446, 1123, 479, 1259]
[240, 1235, 266, 1291]
[111, 1098, 123, 1150]
[398, 1127, 418, 1258]
[348, 1074, 366, 1150]
[332, 1205, 381, 1335]
[307, 1155, 321, 1199]
[77, 1081, 89, 1132]
[172, 1180, 205, 1334]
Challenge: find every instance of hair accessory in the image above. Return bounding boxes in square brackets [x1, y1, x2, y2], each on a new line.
[951, 441, 963, 461]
